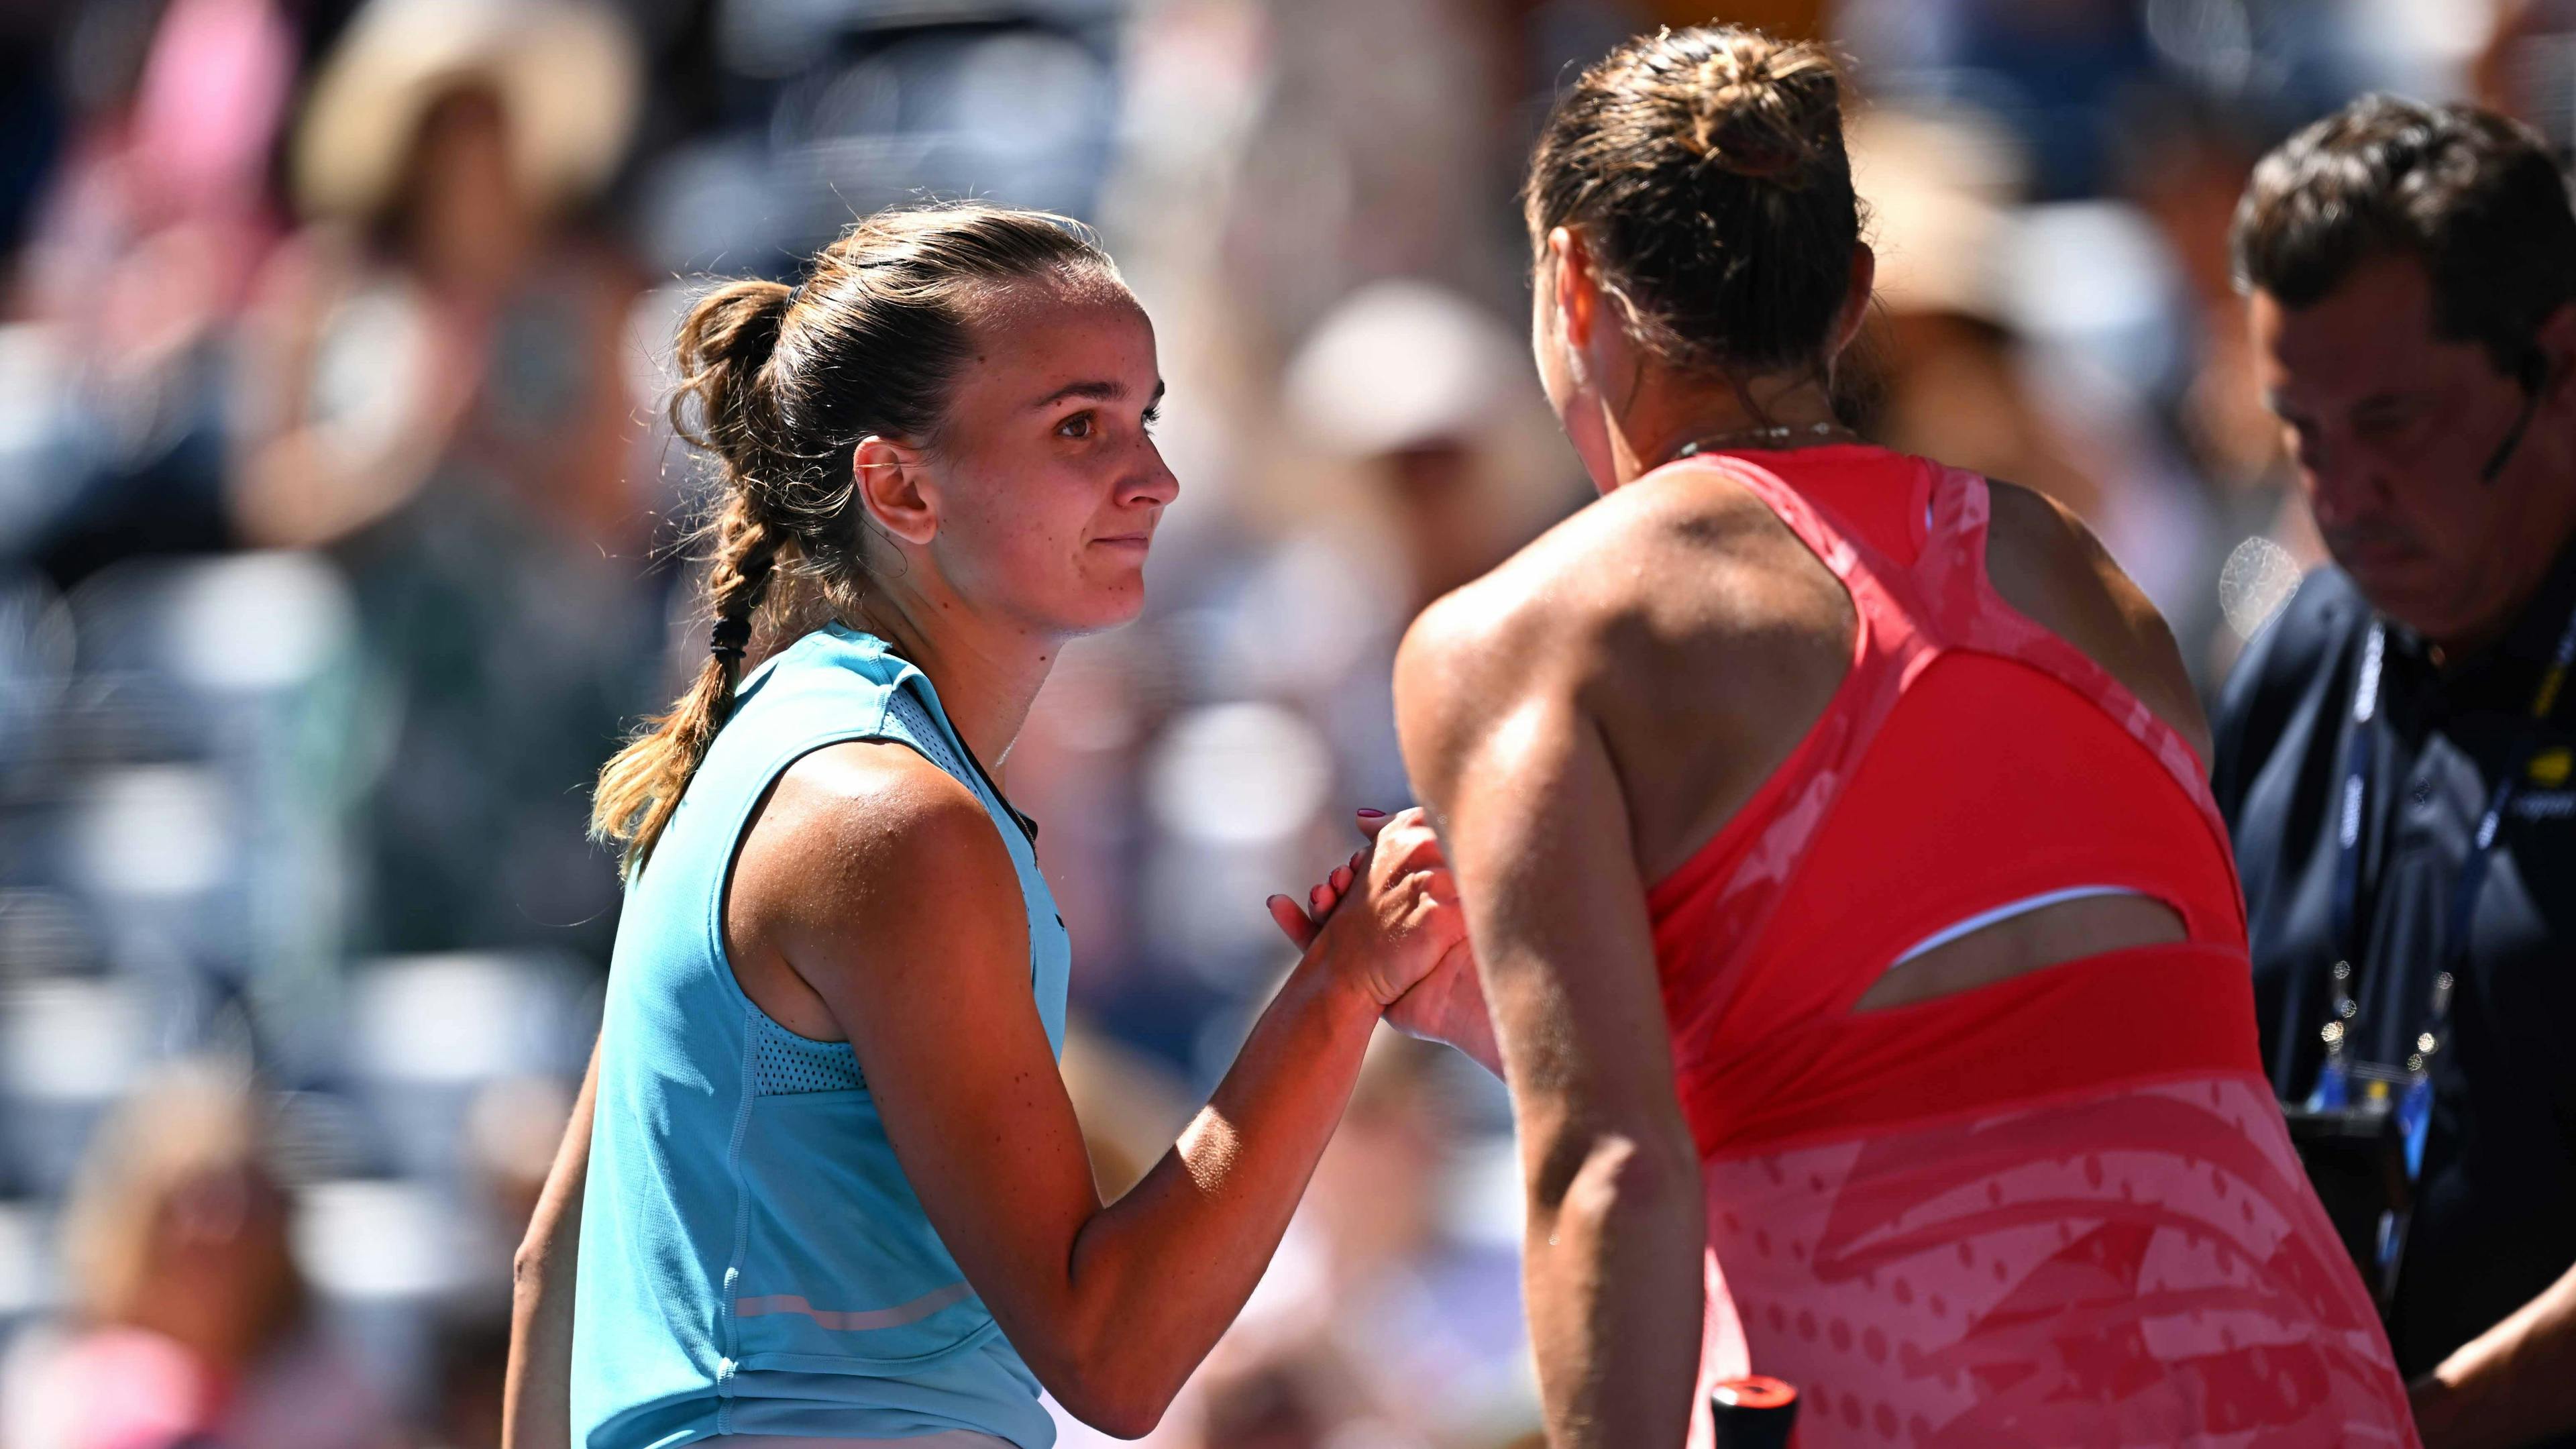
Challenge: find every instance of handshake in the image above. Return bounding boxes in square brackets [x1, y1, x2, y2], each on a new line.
[1262, 807, 1499, 1072]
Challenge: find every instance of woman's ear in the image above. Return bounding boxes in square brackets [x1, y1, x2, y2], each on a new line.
[1549, 226, 1601, 360]
[853, 436, 938, 547]
[1829, 242, 1877, 360]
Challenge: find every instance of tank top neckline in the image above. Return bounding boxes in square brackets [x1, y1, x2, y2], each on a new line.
[748, 623, 1038, 843]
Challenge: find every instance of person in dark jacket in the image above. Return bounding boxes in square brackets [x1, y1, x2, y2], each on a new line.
[2217, 93, 2576, 1448]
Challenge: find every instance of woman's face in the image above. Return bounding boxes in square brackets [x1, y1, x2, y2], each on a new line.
[906, 281, 1177, 636]
[403, 87, 528, 284]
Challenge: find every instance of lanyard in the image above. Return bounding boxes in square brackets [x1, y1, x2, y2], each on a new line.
[2310, 596, 2576, 1180]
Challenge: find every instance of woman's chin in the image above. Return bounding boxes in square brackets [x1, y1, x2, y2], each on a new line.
[1084, 590, 1150, 634]
[1046, 580, 1149, 637]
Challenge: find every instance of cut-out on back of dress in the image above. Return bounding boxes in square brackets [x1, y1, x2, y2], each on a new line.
[1638, 446, 2415, 1448]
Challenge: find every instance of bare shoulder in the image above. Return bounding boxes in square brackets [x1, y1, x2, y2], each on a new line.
[1395, 470, 1805, 794]
[1410, 469, 1786, 653]
[737, 739, 1021, 939]
[1983, 479, 2143, 614]
[1400, 486, 1666, 708]
[1982, 479, 2212, 765]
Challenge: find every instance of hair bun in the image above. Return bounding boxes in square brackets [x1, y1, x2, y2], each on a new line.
[1680, 33, 1835, 181]
[1521, 24, 1860, 376]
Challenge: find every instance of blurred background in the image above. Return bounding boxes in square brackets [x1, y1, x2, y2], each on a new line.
[0, 0, 2546, 1442]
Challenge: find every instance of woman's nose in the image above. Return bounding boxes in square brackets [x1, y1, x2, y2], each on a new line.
[1126, 449, 1181, 507]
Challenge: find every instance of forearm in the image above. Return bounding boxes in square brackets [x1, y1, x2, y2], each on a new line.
[1524, 1122, 1705, 1449]
[1058, 952, 1381, 1422]
[503, 1040, 601, 1449]
[2411, 1259, 2576, 1449]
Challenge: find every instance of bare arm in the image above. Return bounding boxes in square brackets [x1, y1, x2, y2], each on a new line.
[502, 1035, 600, 1449]
[2409, 1260, 2576, 1448]
[749, 749, 1460, 1436]
[1393, 602, 1704, 1449]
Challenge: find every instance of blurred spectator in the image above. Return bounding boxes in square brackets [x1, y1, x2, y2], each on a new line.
[1275, 279, 1576, 806]
[1273, 1035, 1529, 1446]
[1281, 280, 1567, 613]
[231, 0, 661, 961]
[1833, 0, 2159, 200]
[3, 0, 295, 586]
[1848, 101, 2216, 643]
[2114, 85, 2290, 492]
[0, 1060, 396, 1449]
[2109, 83, 2328, 680]
[1844, 105, 2078, 495]
[1205, 0, 1519, 344]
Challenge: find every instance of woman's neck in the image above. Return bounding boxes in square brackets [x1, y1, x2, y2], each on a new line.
[853, 584, 1056, 777]
[1600, 366, 1849, 487]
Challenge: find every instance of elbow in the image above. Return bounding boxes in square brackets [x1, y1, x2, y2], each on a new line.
[1036, 1358, 1172, 1441]
[1058, 1393, 1167, 1442]
[512, 1215, 570, 1299]
[1532, 1124, 1701, 1243]
[1014, 1242, 1188, 1436]
[511, 1238, 548, 1300]
[1016, 1315, 1177, 1440]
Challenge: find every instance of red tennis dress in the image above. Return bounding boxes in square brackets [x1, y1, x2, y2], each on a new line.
[1654, 447, 2416, 1446]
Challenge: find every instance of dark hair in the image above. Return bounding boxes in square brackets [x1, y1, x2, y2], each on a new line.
[1523, 25, 1860, 378]
[2231, 95, 2576, 372]
[594, 203, 1119, 864]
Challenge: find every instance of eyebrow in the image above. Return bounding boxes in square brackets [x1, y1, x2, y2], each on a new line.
[1029, 378, 1167, 411]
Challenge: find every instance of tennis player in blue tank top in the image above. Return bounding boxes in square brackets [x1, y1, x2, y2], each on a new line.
[498, 206, 1470, 1448]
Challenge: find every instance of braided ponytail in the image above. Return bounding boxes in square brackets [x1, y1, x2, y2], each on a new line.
[591, 493, 782, 863]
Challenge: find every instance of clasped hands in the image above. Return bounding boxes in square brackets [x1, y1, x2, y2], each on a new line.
[1264, 808, 1498, 1067]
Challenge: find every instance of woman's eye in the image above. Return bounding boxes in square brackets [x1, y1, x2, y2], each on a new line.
[1140, 405, 1162, 435]
[1057, 413, 1094, 440]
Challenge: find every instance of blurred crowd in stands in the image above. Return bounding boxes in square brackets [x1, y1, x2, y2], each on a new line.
[0, 0, 2557, 1444]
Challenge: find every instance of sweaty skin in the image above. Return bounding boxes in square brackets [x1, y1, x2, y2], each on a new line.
[1356, 219, 2210, 1449]
[1387, 466, 2207, 1446]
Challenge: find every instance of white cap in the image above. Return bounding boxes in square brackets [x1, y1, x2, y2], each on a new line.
[1283, 280, 1524, 460]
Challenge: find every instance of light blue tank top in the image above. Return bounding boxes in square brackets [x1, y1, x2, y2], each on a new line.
[572, 625, 1069, 1448]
